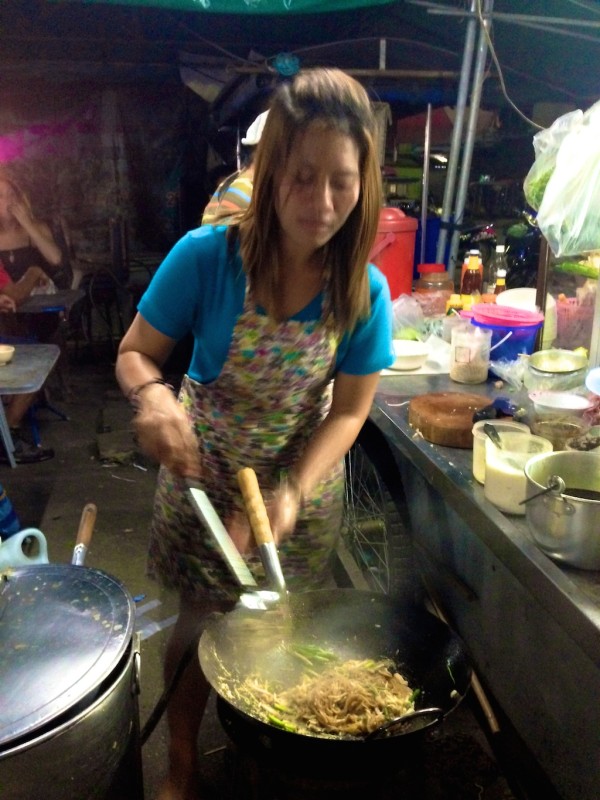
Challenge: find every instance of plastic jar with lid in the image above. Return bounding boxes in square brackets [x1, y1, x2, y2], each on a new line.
[415, 263, 454, 293]
[414, 263, 454, 314]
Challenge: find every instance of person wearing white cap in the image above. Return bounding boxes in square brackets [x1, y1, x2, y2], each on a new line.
[201, 110, 269, 225]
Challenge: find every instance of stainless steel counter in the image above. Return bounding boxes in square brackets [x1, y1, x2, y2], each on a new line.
[370, 373, 600, 800]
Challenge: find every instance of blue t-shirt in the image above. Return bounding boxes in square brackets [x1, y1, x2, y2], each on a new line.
[138, 225, 394, 383]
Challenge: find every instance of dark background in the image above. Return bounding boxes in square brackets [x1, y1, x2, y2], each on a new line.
[0, 0, 598, 256]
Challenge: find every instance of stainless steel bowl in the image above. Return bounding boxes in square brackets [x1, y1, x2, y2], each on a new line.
[524, 348, 588, 392]
[528, 348, 588, 374]
[524, 451, 600, 570]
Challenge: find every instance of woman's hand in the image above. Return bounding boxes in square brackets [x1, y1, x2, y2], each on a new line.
[225, 509, 254, 555]
[132, 383, 201, 477]
[266, 483, 301, 544]
[228, 481, 300, 555]
[0, 294, 16, 313]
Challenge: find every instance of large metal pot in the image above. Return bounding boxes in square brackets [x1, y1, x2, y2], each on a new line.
[0, 564, 140, 800]
[524, 450, 600, 569]
[199, 588, 471, 773]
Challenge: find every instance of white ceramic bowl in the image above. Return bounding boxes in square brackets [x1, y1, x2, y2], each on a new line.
[529, 390, 594, 418]
[0, 345, 15, 366]
[586, 367, 600, 396]
[391, 339, 429, 371]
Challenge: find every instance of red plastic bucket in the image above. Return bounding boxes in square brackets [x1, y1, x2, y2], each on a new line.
[369, 208, 418, 300]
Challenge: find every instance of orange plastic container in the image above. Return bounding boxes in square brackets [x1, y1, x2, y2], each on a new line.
[369, 207, 418, 299]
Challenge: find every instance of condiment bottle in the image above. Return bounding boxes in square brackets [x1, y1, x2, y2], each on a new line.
[460, 253, 482, 307]
[494, 268, 507, 295]
[489, 244, 509, 293]
[460, 249, 481, 288]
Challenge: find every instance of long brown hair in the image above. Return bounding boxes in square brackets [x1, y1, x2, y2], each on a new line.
[0, 166, 33, 217]
[237, 68, 382, 334]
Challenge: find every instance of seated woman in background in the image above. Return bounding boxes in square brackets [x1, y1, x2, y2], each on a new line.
[0, 168, 63, 284]
[0, 168, 71, 347]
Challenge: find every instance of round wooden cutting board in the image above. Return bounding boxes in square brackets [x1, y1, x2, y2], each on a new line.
[408, 392, 490, 448]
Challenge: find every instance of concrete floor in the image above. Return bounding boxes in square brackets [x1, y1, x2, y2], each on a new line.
[2, 345, 532, 800]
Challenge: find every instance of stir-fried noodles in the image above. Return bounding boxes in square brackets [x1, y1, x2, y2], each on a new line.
[223, 645, 418, 739]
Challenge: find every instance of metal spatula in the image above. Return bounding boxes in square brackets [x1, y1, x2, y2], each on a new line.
[186, 478, 281, 614]
[236, 468, 287, 596]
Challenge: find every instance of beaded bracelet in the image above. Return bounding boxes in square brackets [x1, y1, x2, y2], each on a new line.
[127, 378, 175, 410]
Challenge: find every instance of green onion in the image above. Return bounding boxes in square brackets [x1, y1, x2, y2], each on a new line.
[267, 714, 297, 733]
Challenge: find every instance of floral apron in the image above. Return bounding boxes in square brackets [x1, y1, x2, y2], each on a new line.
[147, 284, 345, 602]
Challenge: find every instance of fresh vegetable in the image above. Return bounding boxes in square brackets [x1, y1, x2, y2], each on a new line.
[525, 168, 553, 210]
[552, 261, 599, 279]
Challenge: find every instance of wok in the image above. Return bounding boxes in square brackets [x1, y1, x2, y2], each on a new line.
[199, 587, 472, 763]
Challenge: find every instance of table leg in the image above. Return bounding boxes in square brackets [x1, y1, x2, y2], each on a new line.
[0, 404, 17, 468]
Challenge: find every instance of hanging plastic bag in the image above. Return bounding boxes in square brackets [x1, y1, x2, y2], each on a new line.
[523, 107, 583, 211]
[536, 98, 600, 257]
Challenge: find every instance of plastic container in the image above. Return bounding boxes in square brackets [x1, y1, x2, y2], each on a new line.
[449, 323, 492, 384]
[415, 263, 453, 293]
[470, 303, 544, 361]
[472, 319, 542, 361]
[369, 207, 418, 300]
[414, 263, 454, 315]
[0, 527, 49, 570]
[472, 419, 530, 484]
[484, 433, 553, 515]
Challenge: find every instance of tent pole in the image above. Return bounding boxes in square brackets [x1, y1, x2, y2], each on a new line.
[435, 0, 478, 274]
[448, 0, 494, 279]
[420, 103, 432, 264]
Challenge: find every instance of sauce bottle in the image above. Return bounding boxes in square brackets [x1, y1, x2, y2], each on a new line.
[489, 244, 508, 294]
[494, 268, 507, 295]
[460, 254, 482, 307]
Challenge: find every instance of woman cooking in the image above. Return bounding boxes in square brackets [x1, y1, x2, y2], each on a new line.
[116, 67, 393, 800]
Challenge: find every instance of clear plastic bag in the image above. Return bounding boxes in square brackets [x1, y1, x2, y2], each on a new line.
[391, 294, 426, 339]
[536, 99, 600, 257]
[523, 108, 582, 211]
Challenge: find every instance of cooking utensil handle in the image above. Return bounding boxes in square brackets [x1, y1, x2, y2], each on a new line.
[72, 502, 97, 566]
[237, 468, 274, 546]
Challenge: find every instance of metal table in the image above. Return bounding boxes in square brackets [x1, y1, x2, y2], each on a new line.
[0, 344, 60, 467]
[17, 289, 84, 315]
[369, 373, 600, 800]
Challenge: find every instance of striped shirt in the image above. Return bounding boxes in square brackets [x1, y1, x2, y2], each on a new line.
[201, 173, 253, 225]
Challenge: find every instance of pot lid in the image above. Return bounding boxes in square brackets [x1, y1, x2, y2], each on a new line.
[0, 564, 134, 750]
